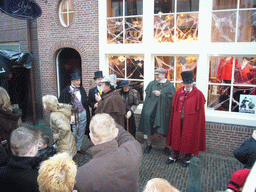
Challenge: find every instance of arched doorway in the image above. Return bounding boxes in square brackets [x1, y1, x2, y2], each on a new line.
[56, 48, 81, 95]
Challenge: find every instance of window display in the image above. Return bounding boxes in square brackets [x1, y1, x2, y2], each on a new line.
[212, 0, 256, 42]
[109, 55, 144, 101]
[107, 0, 143, 44]
[154, 0, 199, 43]
[208, 56, 256, 112]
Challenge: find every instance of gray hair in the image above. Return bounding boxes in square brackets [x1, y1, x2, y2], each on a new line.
[89, 113, 116, 143]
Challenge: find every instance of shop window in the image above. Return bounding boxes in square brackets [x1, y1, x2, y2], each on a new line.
[154, 55, 198, 90]
[59, 0, 74, 27]
[108, 55, 144, 101]
[107, 0, 143, 44]
[208, 56, 256, 113]
[154, 0, 199, 43]
[212, 0, 256, 42]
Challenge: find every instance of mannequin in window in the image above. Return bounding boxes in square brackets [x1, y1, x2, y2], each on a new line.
[217, 57, 238, 84]
[234, 57, 255, 84]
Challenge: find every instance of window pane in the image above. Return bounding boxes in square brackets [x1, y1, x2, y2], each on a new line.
[237, 10, 256, 42]
[240, 0, 256, 8]
[62, 0, 68, 12]
[125, 17, 143, 44]
[107, 18, 124, 44]
[177, 0, 199, 12]
[155, 56, 174, 81]
[67, 0, 74, 11]
[212, 0, 237, 10]
[207, 85, 231, 111]
[234, 57, 256, 84]
[232, 87, 256, 113]
[176, 13, 198, 42]
[209, 57, 237, 83]
[211, 11, 236, 42]
[154, 14, 175, 43]
[125, 0, 143, 16]
[126, 56, 144, 79]
[109, 56, 125, 78]
[107, 0, 123, 17]
[154, 0, 175, 14]
[61, 13, 68, 26]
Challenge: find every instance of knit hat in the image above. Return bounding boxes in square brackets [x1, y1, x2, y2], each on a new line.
[227, 169, 250, 192]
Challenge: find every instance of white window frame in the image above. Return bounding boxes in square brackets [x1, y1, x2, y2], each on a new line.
[59, 0, 74, 27]
[99, 0, 256, 126]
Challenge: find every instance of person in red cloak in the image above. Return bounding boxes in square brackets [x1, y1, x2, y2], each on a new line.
[166, 71, 206, 167]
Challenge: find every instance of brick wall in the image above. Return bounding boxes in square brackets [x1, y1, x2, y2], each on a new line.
[36, 0, 99, 121]
[134, 114, 254, 156]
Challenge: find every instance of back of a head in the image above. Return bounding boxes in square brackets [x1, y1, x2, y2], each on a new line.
[89, 113, 117, 144]
[0, 86, 12, 111]
[42, 95, 58, 112]
[38, 152, 77, 192]
[10, 127, 40, 156]
[143, 178, 180, 192]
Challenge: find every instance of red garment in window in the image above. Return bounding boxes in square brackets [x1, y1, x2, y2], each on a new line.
[217, 57, 238, 81]
[235, 62, 255, 84]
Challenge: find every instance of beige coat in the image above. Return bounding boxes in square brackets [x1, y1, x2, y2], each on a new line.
[50, 104, 77, 157]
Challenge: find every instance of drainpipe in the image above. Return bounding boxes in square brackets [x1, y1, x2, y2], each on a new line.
[26, 20, 37, 125]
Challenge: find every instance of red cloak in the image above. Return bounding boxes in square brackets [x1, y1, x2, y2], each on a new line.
[166, 86, 206, 155]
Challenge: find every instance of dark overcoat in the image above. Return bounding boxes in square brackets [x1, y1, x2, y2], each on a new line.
[166, 86, 206, 155]
[95, 90, 126, 127]
[138, 80, 175, 136]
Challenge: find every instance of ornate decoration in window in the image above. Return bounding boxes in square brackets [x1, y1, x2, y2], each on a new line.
[154, 0, 199, 43]
[107, 0, 143, 44]
[59, 0, 74, 27]
[108, 55, 144, 101]
[208, 56, 256, 113]
[212, 0, 256, 42]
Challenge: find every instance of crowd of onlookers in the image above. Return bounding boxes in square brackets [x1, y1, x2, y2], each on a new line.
[0, 68, 255, 192]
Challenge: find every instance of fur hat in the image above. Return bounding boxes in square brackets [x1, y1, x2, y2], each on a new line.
[101, 74, 117, 88]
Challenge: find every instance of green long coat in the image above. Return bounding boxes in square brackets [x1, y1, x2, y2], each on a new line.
[139, 80, 175, 136]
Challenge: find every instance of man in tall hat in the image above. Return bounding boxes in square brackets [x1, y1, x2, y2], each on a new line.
[88, 71, 104, 116]
[58, 69, 90, 154]
[139, 68, 176, 154]
[166, 70, 206, 167]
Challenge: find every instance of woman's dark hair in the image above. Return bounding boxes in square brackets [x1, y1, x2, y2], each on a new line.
[105, 82, 115, 90]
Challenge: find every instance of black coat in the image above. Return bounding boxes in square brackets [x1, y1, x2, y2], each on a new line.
[88, 86, 98, 116]
[0, 155, 40, 192]
[234, 137, 256, 169]
[58, 85, 90, 134]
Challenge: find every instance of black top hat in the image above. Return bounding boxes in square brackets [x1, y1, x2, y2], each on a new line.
[93, 71, 104, 80]
[181, 71, 194, 84]
[70, 69, 81, 80]
[118, 80, 132, 88]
